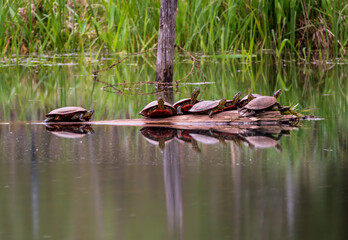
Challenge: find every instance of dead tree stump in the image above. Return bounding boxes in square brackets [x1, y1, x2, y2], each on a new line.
[155, 0, 178, 103]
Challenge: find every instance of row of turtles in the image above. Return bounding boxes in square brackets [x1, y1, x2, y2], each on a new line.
[139, 88, 284, 118]
[43, 88, 286, 122]
[140, 127, 285, 151]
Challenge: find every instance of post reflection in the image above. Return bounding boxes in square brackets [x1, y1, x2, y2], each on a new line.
[163, 140, 183, 240]
[30, 128, 39, 240]
[156, 83, 184, 239]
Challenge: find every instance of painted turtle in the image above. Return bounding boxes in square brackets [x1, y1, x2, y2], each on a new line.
[43, 106, 94, 123]
[222, 92, 242, 111]
[238, 93, 262, 108]
[245, 136, 282, 151]
[140, 127, 175, 150]
[189, 133, 220, 145]
[240, 89, 282, 116]
[175, 129, 201, 152]
[188, 98, 227, 118]
[173, 87, 200, 114]
[45, 124, 94, 139]
[139, 98, 175, 118]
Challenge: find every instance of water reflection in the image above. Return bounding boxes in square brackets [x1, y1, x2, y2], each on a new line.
[1, 122, 348, 240]
[163, 140, 183, 240]
[44, 124, 94, 139]
[140, 127, 175, 150]
[140, 126, 294, 151]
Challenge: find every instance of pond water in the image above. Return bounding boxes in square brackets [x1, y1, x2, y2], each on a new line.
[0, 54, 347, 240]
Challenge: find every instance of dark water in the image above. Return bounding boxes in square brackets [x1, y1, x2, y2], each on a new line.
[1, 121, 347, 240]
[0, 55, 348, 240]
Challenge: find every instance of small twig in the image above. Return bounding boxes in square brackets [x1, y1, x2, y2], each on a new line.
[175, 44, 207, 81]
[92, 47, 157, 75]
[92, 57, 128, 75]
[93, 44, 207, 95]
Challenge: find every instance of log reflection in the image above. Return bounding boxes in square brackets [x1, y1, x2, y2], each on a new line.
[140, 125, 293, 151]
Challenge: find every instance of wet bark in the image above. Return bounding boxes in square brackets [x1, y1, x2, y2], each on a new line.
[155, 0, 177, 103]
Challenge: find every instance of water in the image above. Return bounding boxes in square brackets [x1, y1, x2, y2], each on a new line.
[0, 55, 347, 240]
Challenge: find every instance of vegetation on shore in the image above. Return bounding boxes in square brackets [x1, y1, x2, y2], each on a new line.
[1, 0, 348, 58]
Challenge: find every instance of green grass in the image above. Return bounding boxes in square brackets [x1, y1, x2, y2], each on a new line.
[1, 0, 347, 58]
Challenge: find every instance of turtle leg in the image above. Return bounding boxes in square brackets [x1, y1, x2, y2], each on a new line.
[54, 115, 62, 122]
[43, 116, 54, 123]
[272, 102, 282, 110]
[78, 113, 87, 122]
[177, 106, 183, 115]
[208, 110, 214, 118]
[71, 113, 86, 122]
[242, 110, 255, 117]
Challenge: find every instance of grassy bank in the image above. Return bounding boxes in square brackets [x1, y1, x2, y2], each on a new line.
[1, 0, 348, 58]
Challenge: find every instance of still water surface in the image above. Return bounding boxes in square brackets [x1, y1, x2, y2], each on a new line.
[0, 55, 348, 240]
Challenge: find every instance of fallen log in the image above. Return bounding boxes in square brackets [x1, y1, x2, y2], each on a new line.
[42, 110, 301, 127]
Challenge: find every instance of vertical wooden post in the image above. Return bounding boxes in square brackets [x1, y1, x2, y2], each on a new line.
[155, 0, 177, 103]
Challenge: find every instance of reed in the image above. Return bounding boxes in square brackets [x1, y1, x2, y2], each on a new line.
[1, 0, 347, 58]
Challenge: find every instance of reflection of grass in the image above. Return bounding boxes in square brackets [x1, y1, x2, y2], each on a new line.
[1, 0, 347, 58]
[0, 55, 347, 123]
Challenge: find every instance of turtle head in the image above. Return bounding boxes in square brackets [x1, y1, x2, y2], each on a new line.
[247, 93, 256, 102]
[218, 98, 227, 110]
[274, 89, 282, 99]
[84, 110, 94, 119]
[190, 87, 201, 104]
[158, 98, 165, 109]
[232, 92, 242, 105]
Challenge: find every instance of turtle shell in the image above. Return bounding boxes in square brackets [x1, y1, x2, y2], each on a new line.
[173, 98, 191, 108]
[173, 87, 201, 114]
[188, 100, 221, 113]
[238, 94, 262, 107]
[45, 106, 93, 122]
[189, 133, 220, 144]
[243, 96, 278, 110]
[46, 106, 88, 116]
[245, 136, 279, 149]
[140, 127, 175, 149]
[139, 100, 175, 118]
[173, 98, 200, 113]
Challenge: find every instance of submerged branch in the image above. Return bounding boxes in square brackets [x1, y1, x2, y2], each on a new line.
[93, 45, 208, 96]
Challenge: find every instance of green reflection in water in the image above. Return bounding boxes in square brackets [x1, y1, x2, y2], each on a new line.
[0, 55, 347, 240]
[0, 55, 347, 122]
[0, 121, 347, 240]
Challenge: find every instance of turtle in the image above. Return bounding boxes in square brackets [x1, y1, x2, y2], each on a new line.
[240, 89, 282, 116]
[188, 98, 227, 118]
[140, 127, 175, 150]
[139, 98, 175, 118]
[238, 93, 262, 108]
[45, 124, 94, 139]
[175, 129, 201, 152]
[173, 87, 200, 114]
[43, 106, 94, 123]
[245, 136, 282, 151]
[189, 133, 220, 145]
[222, 92, 242, 111]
